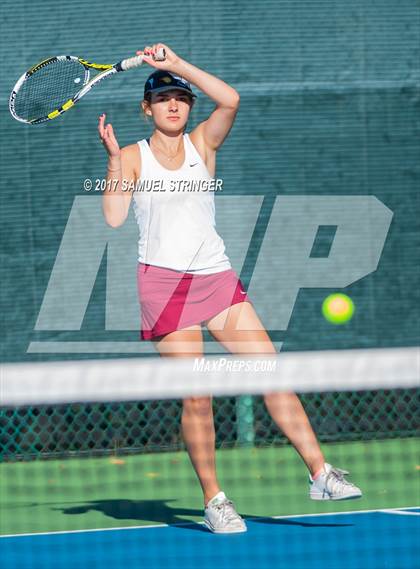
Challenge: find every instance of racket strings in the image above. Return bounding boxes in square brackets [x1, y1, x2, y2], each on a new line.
[14, 60, 88, 122]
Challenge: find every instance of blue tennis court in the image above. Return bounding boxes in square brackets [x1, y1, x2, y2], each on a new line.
[2, 508, 419, 569]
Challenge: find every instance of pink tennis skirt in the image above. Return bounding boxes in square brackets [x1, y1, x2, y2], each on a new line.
[137, 263, 251, 340]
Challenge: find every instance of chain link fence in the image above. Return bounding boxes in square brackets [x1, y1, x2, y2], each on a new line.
[1, 388, 418, 461]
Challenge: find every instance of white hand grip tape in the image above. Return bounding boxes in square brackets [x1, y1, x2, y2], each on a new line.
[120, 48, 166, 71]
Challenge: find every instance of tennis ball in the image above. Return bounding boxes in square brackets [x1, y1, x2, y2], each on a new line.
[322, 293, 355, 325]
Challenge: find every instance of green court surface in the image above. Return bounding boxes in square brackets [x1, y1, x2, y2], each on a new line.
[1, 438, 418, 536]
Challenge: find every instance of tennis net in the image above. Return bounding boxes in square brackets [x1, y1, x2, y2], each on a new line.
[1, 347, 419, 568]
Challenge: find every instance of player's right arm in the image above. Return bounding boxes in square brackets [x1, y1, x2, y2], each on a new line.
[99, 113, 139, 227]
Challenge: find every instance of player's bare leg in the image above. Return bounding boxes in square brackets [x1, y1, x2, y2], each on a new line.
[154, 325, 247, 532]
[154, 326, 221, 504]
[206, 301, 362, 500]
[205, 301, 325, 475]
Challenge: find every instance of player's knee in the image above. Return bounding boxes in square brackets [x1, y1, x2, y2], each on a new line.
[182, 396, 212, 416]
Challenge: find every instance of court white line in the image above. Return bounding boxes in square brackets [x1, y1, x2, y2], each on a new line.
[1, 505, 418, 539]
[379, 509, 420, 516]
[271, 506, 420, 520]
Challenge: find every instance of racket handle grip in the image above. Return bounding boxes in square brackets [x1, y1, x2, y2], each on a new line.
[120, 48, 166, 71]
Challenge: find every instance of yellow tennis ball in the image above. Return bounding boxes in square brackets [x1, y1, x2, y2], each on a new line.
[322, 293, 355, 324]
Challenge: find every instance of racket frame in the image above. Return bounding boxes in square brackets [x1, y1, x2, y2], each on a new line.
[9, 51, 164, 125]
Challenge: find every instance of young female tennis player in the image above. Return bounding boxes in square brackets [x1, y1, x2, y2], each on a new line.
[99, 43, 361, 533]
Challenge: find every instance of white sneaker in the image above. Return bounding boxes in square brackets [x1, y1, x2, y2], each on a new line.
[203, 491, 247, 533]
[309, 463, 362, 501]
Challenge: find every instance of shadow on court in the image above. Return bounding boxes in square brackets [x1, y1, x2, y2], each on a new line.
[54, 499, 202, 525]
[48, 499, 353, 530]
[249, 517, 353, 528]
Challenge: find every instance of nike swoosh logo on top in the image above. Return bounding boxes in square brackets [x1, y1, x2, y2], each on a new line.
[189, 163, 198, 167]
[240, 290, 247, 295]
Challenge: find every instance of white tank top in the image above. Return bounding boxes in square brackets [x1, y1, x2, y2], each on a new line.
[132, 133, 232, 274]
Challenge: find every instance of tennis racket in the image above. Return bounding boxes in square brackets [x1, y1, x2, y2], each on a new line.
[9, 48, 166, 125]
